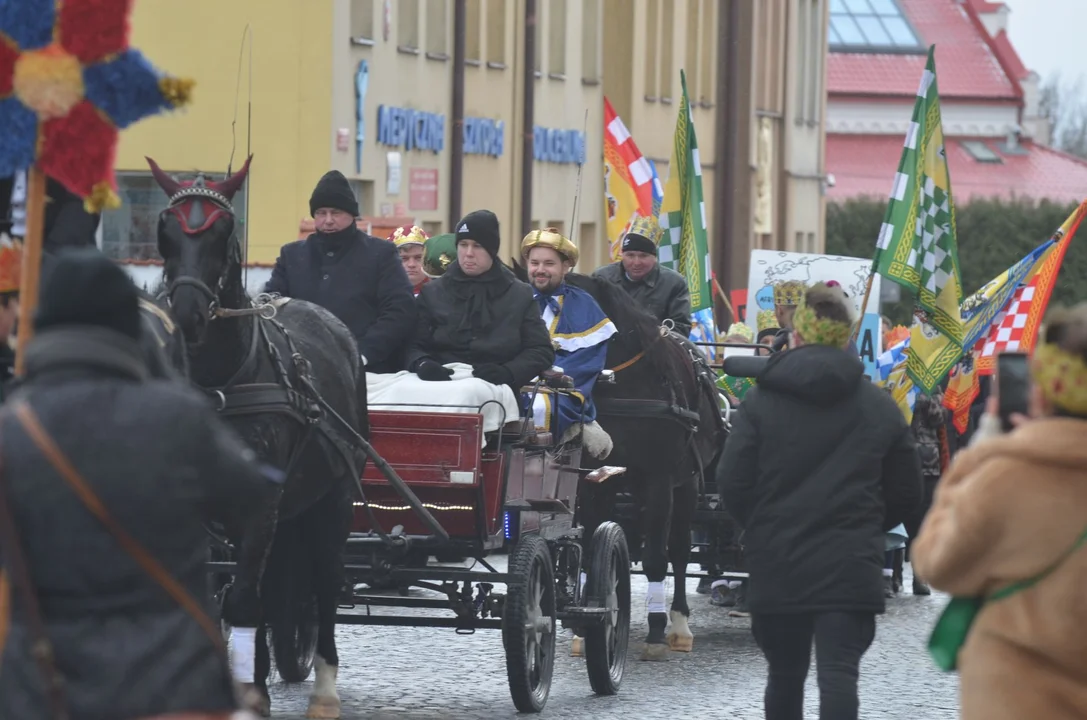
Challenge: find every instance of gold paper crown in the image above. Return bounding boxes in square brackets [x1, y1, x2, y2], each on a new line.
[756, 309, 779, 333]
[388, 224, 429, 249]
[793, 286, 853, 348]
[1031, 343, 1087, 416]
[0, 234, 22, 294]
[626, 215, 663, 245]
[520, 227, 579, 266]
[773, 280, 807, 307]
[725, 322, 754, 342]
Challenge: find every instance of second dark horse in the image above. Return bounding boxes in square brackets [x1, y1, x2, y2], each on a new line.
[148, 156, 367, 719]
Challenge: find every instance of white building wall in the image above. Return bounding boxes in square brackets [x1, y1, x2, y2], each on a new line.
[827, 99, 1019, 137]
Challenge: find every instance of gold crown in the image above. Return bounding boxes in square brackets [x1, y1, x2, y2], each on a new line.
[388, 224, 429, 249]
[520, 227, 579, 266]
[626, 215, 663, 245]
[725, 322, 754, 342]
[0, 234, 22, 294]
[793, 291, 853, 349]
[756, 309, 779, 333]
[1031, 343, 1087, 416]
[773, 280, 807, 306]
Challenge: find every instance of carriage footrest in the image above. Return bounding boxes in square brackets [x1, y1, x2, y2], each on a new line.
[556, 605, 610, 628]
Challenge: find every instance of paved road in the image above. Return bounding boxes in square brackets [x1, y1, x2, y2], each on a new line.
[266, 562, 959, 720]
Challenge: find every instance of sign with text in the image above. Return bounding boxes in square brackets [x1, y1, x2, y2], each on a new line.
[464, 118, 504, 157]
[409, 168, 439, 210]
[533, 126, 586, 164]
[377, 105, 445, 153]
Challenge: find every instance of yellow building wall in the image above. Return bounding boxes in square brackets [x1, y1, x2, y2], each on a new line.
[116, 0, 335, 264]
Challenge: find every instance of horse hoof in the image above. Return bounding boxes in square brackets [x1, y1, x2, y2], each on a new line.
[305, 697, 341, 720]
[667, 632, 694, 652]
[240, 684, 270, 717]
[640, 642, 670, 661]
[571, 636, 584, 657]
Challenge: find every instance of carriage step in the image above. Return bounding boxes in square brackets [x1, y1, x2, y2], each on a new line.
[556, 606, 610, 627]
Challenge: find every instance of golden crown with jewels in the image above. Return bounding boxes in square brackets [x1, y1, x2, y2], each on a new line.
[388, 224, 429, 249]
[1031, 343, 1087, 416]
[756, 309, 779, 333]
[626, 214, 663, 245]
[772, 280, 807, 307]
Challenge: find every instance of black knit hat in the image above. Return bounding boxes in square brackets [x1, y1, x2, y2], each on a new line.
[309, 170, 359, 218]
[455, 209, 501, 259]
[621, 232, 657, 256]
[35, 248, 142, 341]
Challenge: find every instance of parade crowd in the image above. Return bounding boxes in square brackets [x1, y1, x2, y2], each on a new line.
[1, 169, 1086, 720]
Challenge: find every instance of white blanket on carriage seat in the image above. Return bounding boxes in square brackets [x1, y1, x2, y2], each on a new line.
[366, 363, 522, 446]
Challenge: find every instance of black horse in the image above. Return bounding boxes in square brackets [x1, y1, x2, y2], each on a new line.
[148, 157, 367, 719]
[513, 262, 725, 660]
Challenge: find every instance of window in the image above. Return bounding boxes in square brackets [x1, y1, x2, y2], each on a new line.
[698, 0, 715, 104]
[398, 0, 419, 50]
[466, 0, 482, 62]
[685, 0, 700, 100]
[425, 0, 448, 57]
[485, 0, 506, 66]
[644, 0, 659, 97]
[581, 0, 601, 81]
[101, 172, 248, 262]
[828, 0, 921, 51]
[807, 232, 816, 253]
[350, 0, 374, 42]
[961, 140, 1003, 163]
[548, 0, 566, 76]
[660, 1, 674, 100]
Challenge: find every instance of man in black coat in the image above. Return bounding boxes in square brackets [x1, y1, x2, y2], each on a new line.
[718, 282, 922, 720]
[264, 170, 416, 374]
[0, 250, 281, 720]
[407, 209, 554, 391]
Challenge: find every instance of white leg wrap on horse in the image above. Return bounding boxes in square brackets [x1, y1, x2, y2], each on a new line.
[670, 610, 692, 637]
[646, 581, 666, 615]
[313, 655, 339, 699]
[579, 572, 587, 594]
[229, 627, 257, 683]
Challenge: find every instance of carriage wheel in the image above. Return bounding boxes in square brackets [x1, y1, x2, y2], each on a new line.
[271, 596, 319, 682]
[584, 521, 631, 696]
[502, 535, 556, 713]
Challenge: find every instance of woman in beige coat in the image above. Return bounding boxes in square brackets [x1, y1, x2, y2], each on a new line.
[912, 304, 1087, 719]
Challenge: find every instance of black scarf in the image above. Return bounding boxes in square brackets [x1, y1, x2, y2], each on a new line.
[445, 261, 513, 332]
[313, 225, 358, 253]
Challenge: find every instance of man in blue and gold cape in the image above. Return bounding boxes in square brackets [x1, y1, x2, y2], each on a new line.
[520, 228, 616, 448]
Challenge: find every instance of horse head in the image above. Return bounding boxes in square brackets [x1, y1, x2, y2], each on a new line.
[148, 155, 252, 346]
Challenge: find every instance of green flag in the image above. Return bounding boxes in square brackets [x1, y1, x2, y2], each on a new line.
[873, 46, 964, 353]
[658, 70, 712, 313]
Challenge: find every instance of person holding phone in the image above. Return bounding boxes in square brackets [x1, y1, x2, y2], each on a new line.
[912, 304, 1087, 720]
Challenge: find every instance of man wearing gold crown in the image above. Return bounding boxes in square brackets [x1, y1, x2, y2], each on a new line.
[387, 224, 430, 297]
[769, 279, 807, 352]
[520, 228, 616, 455]
[592, 215, 692, 336]
[0, 235, 20, 389]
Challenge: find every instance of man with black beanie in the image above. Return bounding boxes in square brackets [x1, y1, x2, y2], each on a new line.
[264, 170, 416, 374]
[406, 209, 554, 390]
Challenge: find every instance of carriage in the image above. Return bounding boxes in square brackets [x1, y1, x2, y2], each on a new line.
[210, 370, 633, 714]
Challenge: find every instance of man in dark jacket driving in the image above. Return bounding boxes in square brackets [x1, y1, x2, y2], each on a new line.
[407, 210, 554, 390]
[718, 282, 922, 720]
[264, 170, 416, 373]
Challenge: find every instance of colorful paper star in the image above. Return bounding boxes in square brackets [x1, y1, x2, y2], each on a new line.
[0, 0, 193, 212]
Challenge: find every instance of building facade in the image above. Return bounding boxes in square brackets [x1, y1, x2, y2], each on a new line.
[602, 0, 830, 295]
[112, 0, 606, 269]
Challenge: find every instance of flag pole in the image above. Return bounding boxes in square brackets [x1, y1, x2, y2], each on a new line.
[850, 271, 876, 344]
[14, 165, 46, 377]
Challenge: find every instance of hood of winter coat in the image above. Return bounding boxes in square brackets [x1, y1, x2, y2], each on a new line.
[758, 344, 866, 405]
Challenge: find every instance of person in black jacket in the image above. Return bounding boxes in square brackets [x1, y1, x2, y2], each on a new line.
[406, 210, 554, 390]
[718, 282, 922, 720]
[264, 170, 416, 374]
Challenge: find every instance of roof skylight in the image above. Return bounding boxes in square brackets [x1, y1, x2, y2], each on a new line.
[830, 0, 923, 52]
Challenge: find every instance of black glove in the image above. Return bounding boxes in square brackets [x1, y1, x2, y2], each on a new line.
[415, 358, 454, 381]
[473, 363, 513, 386]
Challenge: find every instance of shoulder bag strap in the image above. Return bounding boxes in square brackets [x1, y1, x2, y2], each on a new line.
[11, 401, 227, 655]
[0, 422, 70, 720]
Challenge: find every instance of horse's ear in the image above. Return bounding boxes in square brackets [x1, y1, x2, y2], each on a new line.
[210, 154, 252, 201]
[146, 157, 181, 197]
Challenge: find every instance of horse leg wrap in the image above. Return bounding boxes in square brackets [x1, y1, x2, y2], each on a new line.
[646, 581, 666, 615]
[230, 626, 257, 683]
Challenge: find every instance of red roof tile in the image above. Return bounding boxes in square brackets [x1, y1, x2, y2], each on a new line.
[828, 0, 1019, 100]
[967, 0, 1006, 13]
[989, 29, 1029, 80]
[826, 134, 1087, 204]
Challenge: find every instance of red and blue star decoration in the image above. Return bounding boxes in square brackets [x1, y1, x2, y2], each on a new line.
[0, 0, 193, 212]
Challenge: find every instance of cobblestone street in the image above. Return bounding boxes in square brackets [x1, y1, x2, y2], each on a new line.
[267, 562, 960, 720]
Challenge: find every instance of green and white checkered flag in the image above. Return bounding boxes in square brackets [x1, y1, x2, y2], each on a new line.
[658, 70, 712, 313]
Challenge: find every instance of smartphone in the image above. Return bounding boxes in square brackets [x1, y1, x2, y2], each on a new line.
[997, 352, 1030, 431]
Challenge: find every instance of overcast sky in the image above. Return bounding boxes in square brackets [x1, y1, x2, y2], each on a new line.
[1003, 0, 1087, 85]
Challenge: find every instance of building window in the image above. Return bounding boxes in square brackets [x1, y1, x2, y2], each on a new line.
[961, 140, 1003, 163]
[581, 0, 601, 82]
[660, 0, 674, 100]
[485, 0, 506, 66]
[466, 0, 482, 62]
[699, 0, 715, 104]
[350, 0, 374, 42]
[548, 0, 567, 77]
[829, 0, 921, 51]
[101, 172, 248, 262]
[685, 0, 700, 102]
[425, 0, 448, 57]
[398, 0, 420, 51]
[644, 0, 659, 97]
[807, 232, 816, 253]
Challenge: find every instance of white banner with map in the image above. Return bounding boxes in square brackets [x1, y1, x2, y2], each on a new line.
[746, 250, 884, 379]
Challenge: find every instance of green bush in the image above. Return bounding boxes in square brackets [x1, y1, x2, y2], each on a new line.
[826, 197, 1087, 325]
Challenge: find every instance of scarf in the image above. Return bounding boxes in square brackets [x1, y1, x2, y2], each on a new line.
[445, 261, 513, 332]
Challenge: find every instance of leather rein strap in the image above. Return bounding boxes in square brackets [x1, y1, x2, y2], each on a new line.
[10, 401, 227, 657]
